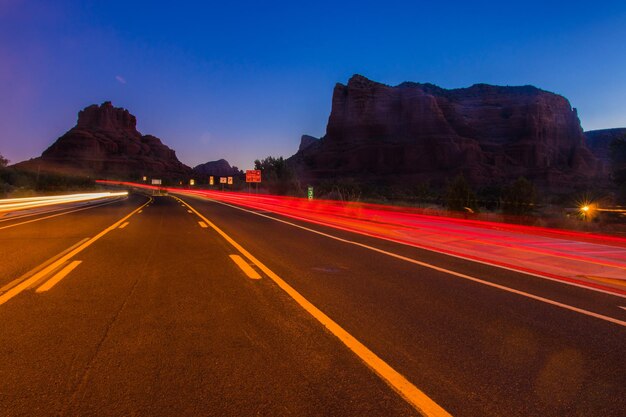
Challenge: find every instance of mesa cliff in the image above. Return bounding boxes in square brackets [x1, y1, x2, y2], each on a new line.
[585, 128, 626, 171]
[14, 102, 192, 180]
[290, 75, 603, 190]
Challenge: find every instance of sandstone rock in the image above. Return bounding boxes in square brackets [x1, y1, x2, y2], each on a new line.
[14, 102, 192, 180]
[290, 74, 604, 191]
[585, 128, 626, 163]
[298, 135, 319, 152]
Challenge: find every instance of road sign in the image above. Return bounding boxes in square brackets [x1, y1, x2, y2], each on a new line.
[209, 176, 214, 185]
[307, 186, 314, 201]
[219, 177, 227, 184]
[227, 176, 233, 185]
[245, 170, 262, 183]
[151, 179, 162, 185]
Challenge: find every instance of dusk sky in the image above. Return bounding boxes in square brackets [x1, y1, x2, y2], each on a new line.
[1, 0, 626, 170]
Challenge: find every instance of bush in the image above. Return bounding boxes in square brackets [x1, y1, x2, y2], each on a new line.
[501, 177, 536, 216]
[446, 174, 478, 212]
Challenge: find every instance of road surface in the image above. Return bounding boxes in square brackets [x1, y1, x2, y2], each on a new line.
[0, 192, 624, 416]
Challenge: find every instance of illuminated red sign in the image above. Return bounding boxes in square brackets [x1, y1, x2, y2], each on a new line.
[246, 170, 261, 183]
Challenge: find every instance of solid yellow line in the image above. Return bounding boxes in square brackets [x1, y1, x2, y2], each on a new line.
[198, 221, 208, 228]
[180, 197, 451, 417]
[36, 261, 82, 293]
[229, 255, 262, 279]
[0, 197, 151, 305]
[119, 222, 130, 229]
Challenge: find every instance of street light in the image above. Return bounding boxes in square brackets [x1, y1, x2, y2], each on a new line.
[579, 203, 597, 220]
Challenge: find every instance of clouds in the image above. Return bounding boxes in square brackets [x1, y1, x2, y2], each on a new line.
[115, 75, 126, 84]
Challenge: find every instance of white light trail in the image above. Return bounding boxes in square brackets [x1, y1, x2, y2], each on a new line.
[0, 192, 128, 213]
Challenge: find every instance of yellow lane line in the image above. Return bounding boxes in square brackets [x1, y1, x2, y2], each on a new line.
[0, 197, 151, 306]
[36, 261, 82, 293]
[0, 238, 89, 294]
[229, 254, 262, 279]
[198, 221, 208, 228]
[119, 222, 130, 229]
[179, 197, 452, 417]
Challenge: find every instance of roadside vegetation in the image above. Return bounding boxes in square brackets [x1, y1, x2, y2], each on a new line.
[0, 153, 95, 198]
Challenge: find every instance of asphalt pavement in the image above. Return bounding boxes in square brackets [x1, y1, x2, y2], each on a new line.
[0, 192, 624, 416]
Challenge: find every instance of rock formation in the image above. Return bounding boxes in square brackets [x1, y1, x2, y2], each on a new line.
[290, 74, 604, 190]
[585, 128, 626, 166]
[14, 102, 192, 180]
[298, 135, 319, 152]
[193, 159, 241, 177]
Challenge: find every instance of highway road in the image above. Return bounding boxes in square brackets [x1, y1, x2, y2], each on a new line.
[0, 191, 624, 416]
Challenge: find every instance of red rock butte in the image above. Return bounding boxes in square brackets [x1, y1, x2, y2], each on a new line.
[14, 102, 192, 180]
[290, 74, 605, 191]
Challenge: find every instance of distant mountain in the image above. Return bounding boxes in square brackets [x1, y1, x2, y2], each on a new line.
[193, 159, 241, 177]
[289, 74, 605, 191]
[13, 102, 192, 181]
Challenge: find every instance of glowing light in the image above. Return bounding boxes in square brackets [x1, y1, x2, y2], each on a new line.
[578, 202, 598, 220]
[0, 192, 128, 213]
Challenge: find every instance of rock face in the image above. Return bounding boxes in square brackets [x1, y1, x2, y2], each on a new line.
[193, 159, 241, 177]
[15, 102, 192, 180]
[290, 75, 603, 190]
[298, 135, 319, 152]
[585, 128, 626, 166]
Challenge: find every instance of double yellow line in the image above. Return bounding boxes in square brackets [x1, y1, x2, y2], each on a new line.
[0, 197, 151, 305]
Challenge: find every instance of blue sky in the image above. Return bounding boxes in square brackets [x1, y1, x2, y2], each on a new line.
[1, 0, 626, 170]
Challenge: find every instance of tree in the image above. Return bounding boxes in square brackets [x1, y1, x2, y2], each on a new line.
[253, 156, 300, 195]
[0, 153, 8, 168]
[501, 177, 536, 216]
[446, 174, 478, 212]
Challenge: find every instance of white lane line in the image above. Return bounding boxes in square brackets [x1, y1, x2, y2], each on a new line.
[138, 210, 143, 213]
[620, 306, 626, 311]
[229, 255, 262, 279]
[198, 221, 208, 228]
[0, 198, 151, 306]
[36, 261, 82, 293]
[0, 198, 126, 230]
[200, 199, 626, 299]
[118, 222, 130, 229]
[187, 210, 192, 213]
[187, 196, 626, 327]
[181, 197, 452, 417]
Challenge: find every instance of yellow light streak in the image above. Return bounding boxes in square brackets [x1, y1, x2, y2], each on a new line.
[0, 192, 128, 213]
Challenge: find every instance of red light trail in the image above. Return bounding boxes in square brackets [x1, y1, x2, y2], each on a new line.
[97, 181, 626, 295]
